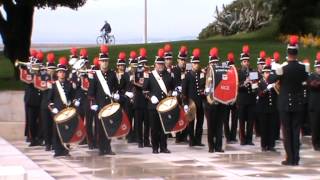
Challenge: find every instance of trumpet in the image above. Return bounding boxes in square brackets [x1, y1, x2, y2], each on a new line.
[15, 59, 31, 68]
[77, 69, 97, 74]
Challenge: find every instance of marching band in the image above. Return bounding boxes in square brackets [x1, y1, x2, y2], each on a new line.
[17, 36, 318, 166]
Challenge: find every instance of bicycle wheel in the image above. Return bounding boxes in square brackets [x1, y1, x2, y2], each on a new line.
[96, 36, 105, 45]
[108, 35, 115, 45]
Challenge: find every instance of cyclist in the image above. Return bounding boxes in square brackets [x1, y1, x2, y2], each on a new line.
[100, 20, 112, 37]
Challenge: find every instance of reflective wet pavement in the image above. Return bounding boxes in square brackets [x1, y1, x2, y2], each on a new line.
[11, 136, 320, 180]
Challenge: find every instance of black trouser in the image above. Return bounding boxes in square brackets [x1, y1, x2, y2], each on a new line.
[97, 115, 112, 153]
[188, 102, 204, 145]
[280, 111, 303, 164]
[274, 111, 281, 140]
[24, 103, 29, 139]
[41, 108, 53, 146]
[135, 108, 150, 145]
[86, 109, 98, 147]
[149, 110, 167, 151]
[53, 121, 68, 155]
[26, 105, 40, 143]
[206, 104, 228, 150]
[309, 111, 320, 149]
[224, 104, 238, 141]
[238, 104, 256, 144]
[260, 112, 276, 149]
[125, 103, 136, 142]
[301, 103, 311, 136]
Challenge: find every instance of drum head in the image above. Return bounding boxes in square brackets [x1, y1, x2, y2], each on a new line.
[54, 107, 77, 123]
[99, 103, 121, 118]
[156, 97, 178, 112]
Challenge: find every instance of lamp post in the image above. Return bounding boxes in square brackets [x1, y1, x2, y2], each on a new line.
[144, 0, 147, 44]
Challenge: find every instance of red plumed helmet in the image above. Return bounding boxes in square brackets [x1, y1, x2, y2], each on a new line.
[80, 48, 88, 57]
[36, 51, 44, 62]
[59, 57, 68, 65]
[265, 57, 271, 66]
[100, 45, 109, 54]
[227, 52, 235, 62]
[259, 50, 266, 59]
[289, 35, 299, 45]
[30, 49, 38, 57]
[139, 48, 147, 57]
[93, 57, 100, 66]
[46, 53, 55, 63]
[192, 48, 200, 57]
[242, 45, 250, 54]
[180, 46, 187, 53]
[273, 51, 280, 62]
[158, 48, 165, 58]
[316, 52, 320, 61]
[164, 44, 172, 52]
[130, 51, 137, 59]
[210, 47, 218, 57]
[118, 52, 126, 60]
[70, 47, 77, 55]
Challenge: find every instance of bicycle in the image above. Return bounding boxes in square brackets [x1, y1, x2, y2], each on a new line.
[96, 33, 116, 45]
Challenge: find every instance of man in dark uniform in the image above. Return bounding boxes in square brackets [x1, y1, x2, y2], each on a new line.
[182, 48, 205, 147]
[134, 48, 151, 148]
[88, 45, 119, 155]
[173, 46, 189, 143]
[257, 58, 278, 152]
[237, 45, 258, 146]
[39, 53, 56, 151]
[271, 52, 281, 140]
[143, 48, 174, 154]
[204, 47, 228, 153]
[164, 44, 174, 74]
[275, 35, 309, 166]
[48, 57, 77, 157]
[308, 52, 320, 151]
[224, 52, 238, 144]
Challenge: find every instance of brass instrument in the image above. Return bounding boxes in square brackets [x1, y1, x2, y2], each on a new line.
[77, 69, 97, 74]
[205, 65, 215, 105]
[15, 59, 31, 68]
[15, 59, 42, 72]
[274, 80, 280, 94]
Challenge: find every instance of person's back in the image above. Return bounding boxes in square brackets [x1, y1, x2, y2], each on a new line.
[101, 21, 112, 34]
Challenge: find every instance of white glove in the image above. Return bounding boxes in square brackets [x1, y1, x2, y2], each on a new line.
[125, 91, 134, 99]
[205, 87, 211, 94]
[52, 108, 58, 114]
[267, 84, 274, 90]
[176, 86, 182, 92]
[251, 83, 258, 89]
[74, 100, 80, 107]
[113, 93, 120, 101]
[91, 105, 98, 111]
[150, 96, 159, 104]
[183, 105, 189, 112]
[172, 91, 178, 97]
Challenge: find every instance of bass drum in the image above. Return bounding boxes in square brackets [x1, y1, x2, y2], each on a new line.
[98, 102, 131, 139]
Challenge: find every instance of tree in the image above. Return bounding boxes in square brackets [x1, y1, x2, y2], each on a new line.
[0, 0, 87, 79]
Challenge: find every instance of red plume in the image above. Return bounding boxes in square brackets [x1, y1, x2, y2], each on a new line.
[164, 44, 172, 52]
[289, 35, 299, 45]
[316, 52, 320, 61]
[80, 48, 88, 57]
[93, 57, 100, 66]
[118, 52, 126, 60]
[30, 49, 38, 57]
[210, 47, 218, 57]
[242, 45, 250, 54]
[130, 51, 137, 59]
[158, 48, 165, 58]
[100, 45, 109, 54]
[180, 46, 187, 53]
[139, 48, 147, 57]
[59, 57, 68, 65]
[36, 51, 44, 62]
[227, 52, 235, 62]
[273, 51, 280, 62]
[47, 53, 55, 63]
[265, 57, 271, 66]
[192, 48, 200, 58]
[259, 50, 266, 59]
[70, 47, 77, 56]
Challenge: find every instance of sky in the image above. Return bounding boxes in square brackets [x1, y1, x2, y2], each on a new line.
[1, 0, 234, 44]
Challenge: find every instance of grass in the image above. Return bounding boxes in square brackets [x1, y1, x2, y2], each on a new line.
[0, 23, 319, 90]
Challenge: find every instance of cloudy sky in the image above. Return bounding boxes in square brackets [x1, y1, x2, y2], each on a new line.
[2, 0, 234, 44]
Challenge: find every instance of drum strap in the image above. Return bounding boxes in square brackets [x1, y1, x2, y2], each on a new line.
[56, 80, 68, 106]
[152, 70, 167, 95]
[96, 70, 112, 97]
